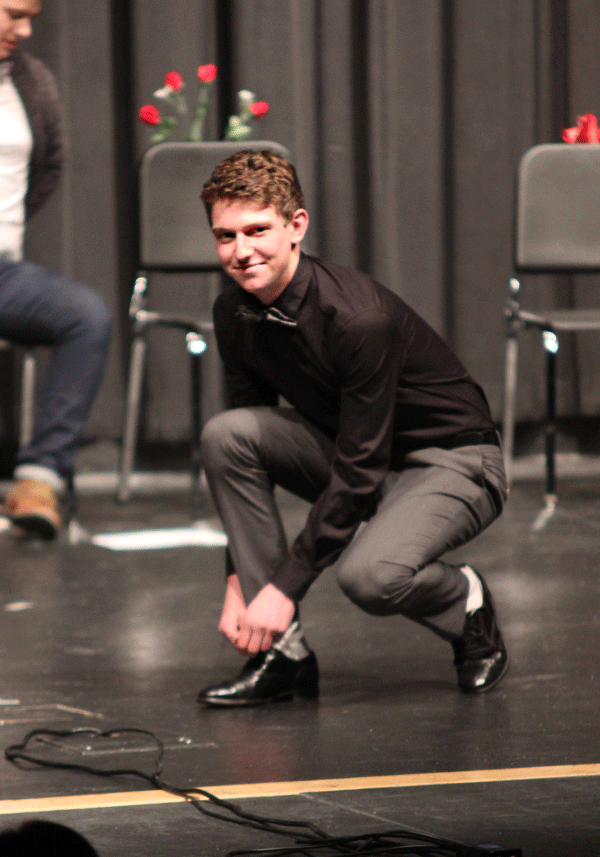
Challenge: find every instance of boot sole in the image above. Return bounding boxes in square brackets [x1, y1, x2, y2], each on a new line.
[10, 513, 59, 540]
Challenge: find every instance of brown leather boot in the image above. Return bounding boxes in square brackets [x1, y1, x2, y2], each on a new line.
[2, 479, 61, 539]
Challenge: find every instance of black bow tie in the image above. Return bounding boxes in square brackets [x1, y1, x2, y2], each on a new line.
[235, 304, 297, 327]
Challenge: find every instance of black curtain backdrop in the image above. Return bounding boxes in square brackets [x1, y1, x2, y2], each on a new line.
[9, 0, 600, 450]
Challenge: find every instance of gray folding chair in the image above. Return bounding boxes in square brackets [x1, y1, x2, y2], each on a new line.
[502, 143, 600, 527]
[117, 140, 291, 505]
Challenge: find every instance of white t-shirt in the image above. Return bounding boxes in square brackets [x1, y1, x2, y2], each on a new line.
[0, 71, 33, 261]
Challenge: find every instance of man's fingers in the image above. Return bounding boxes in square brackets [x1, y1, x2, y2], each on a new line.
[236, 626, 251, 652]
[244, 629, 264, 656]
[218, 616, 240, 647]
[259, 630, 273, 652]
[236, 625, 273, 656]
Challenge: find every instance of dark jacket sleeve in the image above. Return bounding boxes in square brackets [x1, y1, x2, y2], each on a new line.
[271, 307, 404, 600]
[12, 50, 66, 218]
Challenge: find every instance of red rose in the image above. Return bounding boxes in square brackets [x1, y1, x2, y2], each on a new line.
[198, 64, 217, 83]
[562, 112, 600, 143]
[164, 71, 184, 91]
[250, 101, 269, 119]
[139, 104, 161, 126]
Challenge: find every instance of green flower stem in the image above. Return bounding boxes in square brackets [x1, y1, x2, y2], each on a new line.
[222, 115, 252, 141]
[170, 91, 188, 117]
[150, 116, 177, 143]
[188, 83, 211, 142]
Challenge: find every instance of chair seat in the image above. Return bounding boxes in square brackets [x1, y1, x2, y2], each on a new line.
[520, 308, 600, 331]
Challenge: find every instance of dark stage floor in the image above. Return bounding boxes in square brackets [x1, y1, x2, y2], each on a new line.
[0, 466, 599, 856]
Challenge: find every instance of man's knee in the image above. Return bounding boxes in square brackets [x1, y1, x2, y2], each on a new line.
[336, 557, 415, 616]
[74, 287, 112, 348]
[92, 293, 112, 344]
[201, 409, 261, 474]
[52, 276, 112, 351]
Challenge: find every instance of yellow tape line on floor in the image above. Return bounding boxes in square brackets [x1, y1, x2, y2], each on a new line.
[1, 763, 600, 816]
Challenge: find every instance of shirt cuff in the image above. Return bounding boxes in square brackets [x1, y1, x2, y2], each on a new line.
[270, 555, 316, 602]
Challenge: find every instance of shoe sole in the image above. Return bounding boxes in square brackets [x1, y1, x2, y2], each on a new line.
[199, 684, 319, 707]
[199, 690, 296, 707]
[10, 514, 59, 540]
[460, 653, 510, 694]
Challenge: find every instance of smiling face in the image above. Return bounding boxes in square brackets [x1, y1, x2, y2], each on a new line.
[0, 0, 40, 60]
[210, 199, 309, 305]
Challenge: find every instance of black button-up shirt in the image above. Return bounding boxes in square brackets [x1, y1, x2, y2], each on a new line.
[213, 253, 494, 601]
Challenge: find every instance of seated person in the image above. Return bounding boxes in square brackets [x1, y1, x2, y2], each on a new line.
[0, 0, 111, 538]
[196, 149, 509, 706]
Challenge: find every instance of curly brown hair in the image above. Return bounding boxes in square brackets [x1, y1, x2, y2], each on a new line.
[201, 149, 305, 223]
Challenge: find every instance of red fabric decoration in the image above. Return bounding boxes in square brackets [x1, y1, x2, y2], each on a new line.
[139, 104, 161, 126]
[250, 101, 269, 119]
[164, 71, 184, 91]
[562, 112, 600, 143]
[197, 64, 218, 83]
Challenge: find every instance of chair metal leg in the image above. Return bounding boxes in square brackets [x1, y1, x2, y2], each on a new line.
[190, 349, 203, 511]
[543, 331, 558, 501]
[187, 331, 207, 512]
[502, 331, 519, 486]
[532, 330, 559, 531]
[502, 278, 523, 486]
[117, 334, 147, 503]
[19, 349, 37, 448]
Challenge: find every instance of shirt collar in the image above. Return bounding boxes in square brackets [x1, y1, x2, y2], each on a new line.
[234, 252, 313, 325]
[270, 252, 312, 319]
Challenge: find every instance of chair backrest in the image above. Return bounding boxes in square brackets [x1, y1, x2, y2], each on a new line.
[515, 143, 600, 272]
[139, 141, 292, 270]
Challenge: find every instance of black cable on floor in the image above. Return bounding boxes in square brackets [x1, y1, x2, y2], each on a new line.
[4, 727, 522, 857]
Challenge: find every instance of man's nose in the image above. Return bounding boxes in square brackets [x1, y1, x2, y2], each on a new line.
[233, 235, 252, 260]
[14, 18, 32, 40]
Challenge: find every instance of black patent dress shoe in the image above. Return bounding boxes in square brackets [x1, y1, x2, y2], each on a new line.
[197, 648, 319, 707]
[452, 567, 509, 693]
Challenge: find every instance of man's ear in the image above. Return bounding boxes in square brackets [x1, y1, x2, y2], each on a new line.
[290, 208, 309, 245]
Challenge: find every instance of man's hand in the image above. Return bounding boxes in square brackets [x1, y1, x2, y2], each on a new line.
[218, 574, 247, 647]
[235, 584, 296, 657]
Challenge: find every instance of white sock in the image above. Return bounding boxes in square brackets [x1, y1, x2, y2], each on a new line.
[461, 565, 484, 613]
[14, 464, 66, 495]
[272, 620, 311, 661]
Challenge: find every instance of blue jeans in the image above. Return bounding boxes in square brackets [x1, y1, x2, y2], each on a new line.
[0, 259, 112, 480]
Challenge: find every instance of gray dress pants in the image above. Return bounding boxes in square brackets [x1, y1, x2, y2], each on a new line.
[201, 406, 508, 642]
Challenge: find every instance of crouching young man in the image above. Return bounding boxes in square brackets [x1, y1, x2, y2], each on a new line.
[197, 149, 509, 706]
